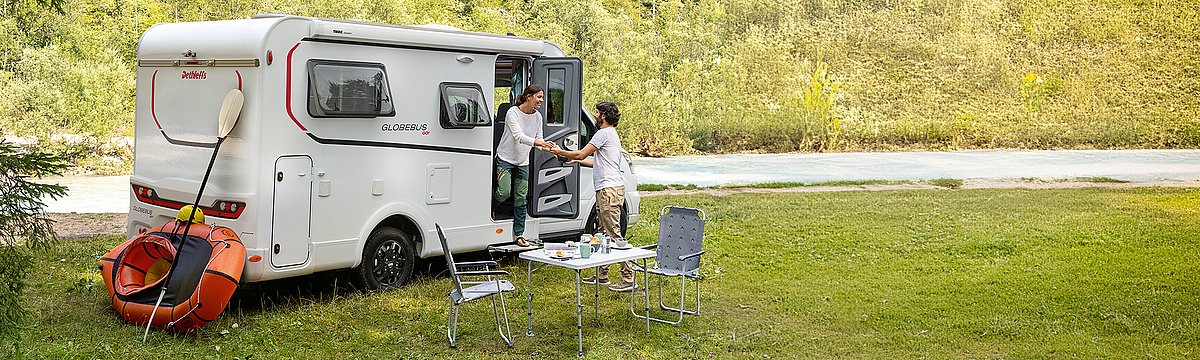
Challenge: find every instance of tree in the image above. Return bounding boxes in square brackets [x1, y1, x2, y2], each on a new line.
[0, 140, 66, 355]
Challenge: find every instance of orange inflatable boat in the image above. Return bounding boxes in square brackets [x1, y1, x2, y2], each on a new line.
[99, 219, 245, 332]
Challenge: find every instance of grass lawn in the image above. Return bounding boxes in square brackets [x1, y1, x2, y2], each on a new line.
[18, 188, 1200, 358]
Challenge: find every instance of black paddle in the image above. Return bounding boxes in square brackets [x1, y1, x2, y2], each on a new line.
[143, 89, 243, 341]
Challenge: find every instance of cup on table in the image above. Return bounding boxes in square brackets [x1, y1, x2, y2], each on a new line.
[579, 242, 591, 258]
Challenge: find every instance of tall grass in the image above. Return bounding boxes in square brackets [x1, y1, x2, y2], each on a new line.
[2, 0, 1197, 164]
[607, 0, 1200, 155]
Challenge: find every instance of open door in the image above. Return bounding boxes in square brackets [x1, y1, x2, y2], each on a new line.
[528, 57, 582, 218]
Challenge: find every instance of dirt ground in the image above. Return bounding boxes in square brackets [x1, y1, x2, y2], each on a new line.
[47, 180, 1200, 239]
[48, 213, 127, 239]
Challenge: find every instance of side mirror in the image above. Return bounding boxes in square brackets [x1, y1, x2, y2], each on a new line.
[218, 89, 244, 139]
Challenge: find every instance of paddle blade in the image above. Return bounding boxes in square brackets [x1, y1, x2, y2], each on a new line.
[218, 89, 244, 138]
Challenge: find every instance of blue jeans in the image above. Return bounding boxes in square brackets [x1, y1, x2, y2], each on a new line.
[494, 159, 530, 237]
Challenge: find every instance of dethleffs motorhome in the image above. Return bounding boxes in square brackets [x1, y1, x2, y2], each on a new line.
[127, 14, 640, 290]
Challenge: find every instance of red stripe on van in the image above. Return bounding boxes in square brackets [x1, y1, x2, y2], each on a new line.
[285, 42, 308, 132]
[151, 70, 163, 129]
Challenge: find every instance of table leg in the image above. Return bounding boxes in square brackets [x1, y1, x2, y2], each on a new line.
[643, 258, 650, 333]
[576, 269, 584, 358]
[526, 259, 535, 337]
[594, 267, 600, 323]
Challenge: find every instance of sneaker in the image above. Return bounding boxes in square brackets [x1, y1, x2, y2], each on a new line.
[515, 236, 531, 247]
[608, 279, 637, 292]
[581, 276, 610, 285]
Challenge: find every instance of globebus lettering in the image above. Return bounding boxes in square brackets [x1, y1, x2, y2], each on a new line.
[381, 123, 429, 132]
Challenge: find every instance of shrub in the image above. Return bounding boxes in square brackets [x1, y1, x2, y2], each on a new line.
[0, 141, 66, 355]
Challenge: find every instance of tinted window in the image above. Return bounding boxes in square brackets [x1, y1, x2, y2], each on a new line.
[307, 60, 394, 118]
[580, 110, 596, 146]
[439, 83, 491, 129]
[546, 68, 565, 125]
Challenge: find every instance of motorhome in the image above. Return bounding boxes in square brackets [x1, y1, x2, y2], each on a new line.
[127, 14, 641, 290]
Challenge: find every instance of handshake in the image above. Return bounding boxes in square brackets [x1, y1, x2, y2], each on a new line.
[536, 141, 578, 164]
[537, 142, 560, 152]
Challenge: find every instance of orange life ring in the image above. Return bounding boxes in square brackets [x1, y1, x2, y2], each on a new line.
[99, 220, 245, 332]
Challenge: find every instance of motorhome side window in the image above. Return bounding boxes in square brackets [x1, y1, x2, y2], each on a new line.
[307, 60, 395, 118]
[580, 110, 596, 145]
[438, 82, 491, 129]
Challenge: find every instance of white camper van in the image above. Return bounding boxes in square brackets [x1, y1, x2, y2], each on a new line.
[127, 14, 640, 290]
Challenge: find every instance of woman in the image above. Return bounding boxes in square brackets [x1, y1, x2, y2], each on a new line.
[495, 84, 556, 247]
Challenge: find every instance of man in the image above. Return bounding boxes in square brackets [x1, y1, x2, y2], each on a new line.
[550, 102, 634, 291]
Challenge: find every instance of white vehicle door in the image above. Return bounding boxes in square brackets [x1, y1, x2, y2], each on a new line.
[271, 156, 313, 267]
[528, 57, 582, 219]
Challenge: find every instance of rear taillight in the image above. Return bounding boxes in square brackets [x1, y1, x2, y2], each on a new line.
[132, 184, 246, 219]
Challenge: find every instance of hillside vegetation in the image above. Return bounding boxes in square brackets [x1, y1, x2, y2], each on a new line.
[2, 0, 1198, 166]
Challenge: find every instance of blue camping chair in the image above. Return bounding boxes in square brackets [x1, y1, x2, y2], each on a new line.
[630, 206, 706, 328]
[437, 224, 515, 347]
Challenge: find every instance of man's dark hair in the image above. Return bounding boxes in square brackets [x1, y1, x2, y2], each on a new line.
[595, 102, 620, 127]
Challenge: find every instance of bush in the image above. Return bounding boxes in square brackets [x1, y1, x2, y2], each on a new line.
[0, 141, 67, 355]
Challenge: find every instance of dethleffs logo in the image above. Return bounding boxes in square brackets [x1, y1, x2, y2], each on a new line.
[181, 70, 207, 80]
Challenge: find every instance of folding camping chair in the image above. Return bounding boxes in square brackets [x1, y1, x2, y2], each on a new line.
[437, 224, 515, 348]
[630, 206, 706, 327]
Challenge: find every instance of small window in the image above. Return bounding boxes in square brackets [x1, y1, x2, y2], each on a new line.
[546, 68, 566, 125]
[439, 82, 491, 129]
[307, 60, 395, 118]
[580, 109, 596, 145]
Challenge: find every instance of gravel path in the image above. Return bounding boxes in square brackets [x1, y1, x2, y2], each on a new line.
[48, 180, 1199, 239]
[643, 179, 1200, 196]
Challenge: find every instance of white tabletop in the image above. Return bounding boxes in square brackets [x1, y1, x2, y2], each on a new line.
[519, 247, 656, 270]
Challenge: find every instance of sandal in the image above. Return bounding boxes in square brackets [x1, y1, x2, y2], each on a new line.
[515, 236, 531, 247]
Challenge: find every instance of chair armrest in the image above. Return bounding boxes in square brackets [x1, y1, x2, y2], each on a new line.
[677, 251, 705, 261]
[457, 270, 509, 277]
[639, 244, 658, 250]
[455, 260, 498, 269]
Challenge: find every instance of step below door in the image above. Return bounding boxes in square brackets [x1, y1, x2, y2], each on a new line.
[271, 156, 313, 267]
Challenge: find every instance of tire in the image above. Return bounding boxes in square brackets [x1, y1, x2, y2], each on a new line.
[354, 227, 416, 291]
[583, 205, 628, 238]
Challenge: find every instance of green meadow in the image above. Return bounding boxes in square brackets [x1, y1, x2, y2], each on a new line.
[17, 188, 1200, 358]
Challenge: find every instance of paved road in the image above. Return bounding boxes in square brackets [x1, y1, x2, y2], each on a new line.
[32, 150, 1200, 213]
[634, 149, 1200, 186]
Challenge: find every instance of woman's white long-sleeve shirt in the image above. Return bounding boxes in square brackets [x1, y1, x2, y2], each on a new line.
[496, 106, 544, 166]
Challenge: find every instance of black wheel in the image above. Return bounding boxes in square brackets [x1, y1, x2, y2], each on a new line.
[354, 227, 416, 291]
[583, 204, 628, 238]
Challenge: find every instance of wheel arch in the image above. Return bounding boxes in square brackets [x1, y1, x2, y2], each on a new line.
[354, 204, 430, 268]
[583, 201, 630, 238]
